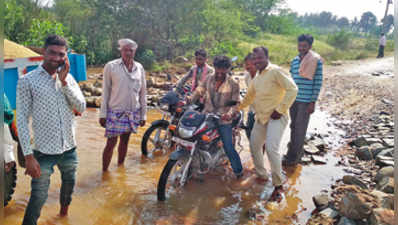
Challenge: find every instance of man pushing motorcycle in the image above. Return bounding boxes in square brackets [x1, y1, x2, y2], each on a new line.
[187, 55, 244, 179]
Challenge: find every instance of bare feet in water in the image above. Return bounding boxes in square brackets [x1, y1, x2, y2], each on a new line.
[59, 205, 69, 217]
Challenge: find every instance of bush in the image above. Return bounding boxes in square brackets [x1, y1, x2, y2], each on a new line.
[326, 30, 352, 49]
[364, 38, 378, 51]
[136, 49, 156, 70]
[208, 41, 245, 60]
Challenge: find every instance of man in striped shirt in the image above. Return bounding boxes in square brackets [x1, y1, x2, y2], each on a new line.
[283, 34, 323, 167]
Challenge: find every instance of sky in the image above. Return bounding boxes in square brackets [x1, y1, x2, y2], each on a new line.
[285, 0, 392, 21]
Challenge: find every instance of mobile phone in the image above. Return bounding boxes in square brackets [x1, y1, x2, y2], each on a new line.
[57, 61, 66, 72]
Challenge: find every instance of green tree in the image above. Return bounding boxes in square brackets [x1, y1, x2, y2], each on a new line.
[24, 18, 66, 47]
[359, 11, 377, 34]
[4, 0, 25, 42]
[337, 17, 350, 29]
[233, 0, 284, 30]
[381, 14, 394, 33]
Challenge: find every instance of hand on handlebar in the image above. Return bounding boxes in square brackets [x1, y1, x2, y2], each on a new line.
[185, 96, 192, 104]
[221, 113, 231, 121]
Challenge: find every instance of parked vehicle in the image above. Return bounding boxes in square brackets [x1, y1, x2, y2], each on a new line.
[157, 101, 244, 201]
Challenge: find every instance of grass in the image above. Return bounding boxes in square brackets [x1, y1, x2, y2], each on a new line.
[144, 33, 394, 72]
[233, 33, 393, 66]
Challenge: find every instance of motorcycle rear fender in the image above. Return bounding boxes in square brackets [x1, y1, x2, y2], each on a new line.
[170, 148, 190, 160]
[151, 119, 170, 127]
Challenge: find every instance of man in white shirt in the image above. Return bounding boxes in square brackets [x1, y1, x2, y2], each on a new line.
[17, 35, 86, 224]
[377, 33, 386, 58]
[99, 39, 147, 171]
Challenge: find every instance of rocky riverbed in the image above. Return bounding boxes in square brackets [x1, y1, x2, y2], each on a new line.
[305, 57, 394, 225]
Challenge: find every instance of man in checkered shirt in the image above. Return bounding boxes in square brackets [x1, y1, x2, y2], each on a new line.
[17, 35, 86, 224]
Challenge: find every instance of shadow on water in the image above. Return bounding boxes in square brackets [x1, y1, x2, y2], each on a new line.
[4, 108, 347, 225]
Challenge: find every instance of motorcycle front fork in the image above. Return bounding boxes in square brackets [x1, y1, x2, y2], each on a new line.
[179, 142, 197, 187]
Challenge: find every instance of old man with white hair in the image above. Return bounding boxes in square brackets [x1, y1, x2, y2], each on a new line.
[99, 38, 147, 171]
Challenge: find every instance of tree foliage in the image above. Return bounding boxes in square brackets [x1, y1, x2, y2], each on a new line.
[4, 0, 389, 67]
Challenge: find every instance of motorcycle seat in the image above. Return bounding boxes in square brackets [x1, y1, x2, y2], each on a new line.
[180, 111, 206, 127]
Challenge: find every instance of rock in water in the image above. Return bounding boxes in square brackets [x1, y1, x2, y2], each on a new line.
[337, 217, 357, 225]
[370, 190, 394, 210]
[305, 142, 320, 154]
[355, 146, 373, 161]
[320, 208, 339, 219]
[376, 177, 394, 194]
[369, 208, 395, 225]
[338, 192, 373, 220]
[311, 137, 326, 151]
[342, 175, 367, 189]
[312, 194, 330, 211]
[375, 155, 394, 167]
[375, 166, 394, 183]
[349, 136, 367, 147]
[312, 155, 327, 164]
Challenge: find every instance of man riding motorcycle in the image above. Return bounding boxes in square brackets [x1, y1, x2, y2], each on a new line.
[187, 55, 243, 178]
[176, 49, 214, 93]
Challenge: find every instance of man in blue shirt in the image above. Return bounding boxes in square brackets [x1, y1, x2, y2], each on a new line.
[283, 34, 323, 167]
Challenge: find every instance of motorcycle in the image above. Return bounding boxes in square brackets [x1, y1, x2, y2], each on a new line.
[4, 121, 19, 207]
[141, 85, 201, 157]
[157, 100, 244, 201]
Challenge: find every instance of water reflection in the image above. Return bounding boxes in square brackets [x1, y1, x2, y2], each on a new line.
[4, 108, 345, 225]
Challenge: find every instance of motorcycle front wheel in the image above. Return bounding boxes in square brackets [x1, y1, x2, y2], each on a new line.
[141, 122, 174, 157]
[4, 163, 17, 206]
[157, 158, 190, 201]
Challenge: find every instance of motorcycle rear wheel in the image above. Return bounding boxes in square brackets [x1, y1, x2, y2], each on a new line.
[4, 163, 17, 206]
[141, 122, 174, 157]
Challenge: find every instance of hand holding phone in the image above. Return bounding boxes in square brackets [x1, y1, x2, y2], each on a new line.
[58, 56, 70, 86]
[57, 61, 66, 73]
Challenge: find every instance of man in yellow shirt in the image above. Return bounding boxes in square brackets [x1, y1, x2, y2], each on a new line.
[238, 47, 297, 199]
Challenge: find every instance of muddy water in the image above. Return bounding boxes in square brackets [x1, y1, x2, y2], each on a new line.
[4, 108, 346, 225]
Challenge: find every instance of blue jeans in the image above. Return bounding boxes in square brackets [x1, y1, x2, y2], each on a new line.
[245, 111, 255, 140]
[218, 124, 243, 175]
[22, 148, 78, 225]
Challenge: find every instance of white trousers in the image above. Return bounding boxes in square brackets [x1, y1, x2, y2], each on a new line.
[249, 115, 288, 186]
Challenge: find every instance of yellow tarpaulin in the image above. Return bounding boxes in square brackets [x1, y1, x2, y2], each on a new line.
[4, 39, 40, 59]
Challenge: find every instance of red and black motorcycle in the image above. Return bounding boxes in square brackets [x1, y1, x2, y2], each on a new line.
[157, 101, 244, 201]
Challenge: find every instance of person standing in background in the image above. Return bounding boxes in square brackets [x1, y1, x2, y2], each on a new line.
[377, 33, 386, 58]
[282, 34, 323, 167]
[99, 38, 147, 172]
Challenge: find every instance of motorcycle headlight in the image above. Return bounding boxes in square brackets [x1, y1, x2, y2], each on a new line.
[178, 126, 195, 139]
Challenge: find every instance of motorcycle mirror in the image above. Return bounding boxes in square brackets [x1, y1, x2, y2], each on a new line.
[231, 56, 238, 62]
[225, 100, 238, 107]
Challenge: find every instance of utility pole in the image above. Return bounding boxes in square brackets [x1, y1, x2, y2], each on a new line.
[382, 0, 393, 33]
